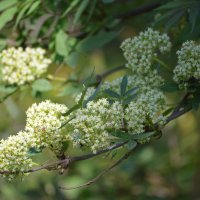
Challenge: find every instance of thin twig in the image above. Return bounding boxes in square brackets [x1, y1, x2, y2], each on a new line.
[0, 141, 127, 175]
[165, 92, 192, 125]
[59, 145, 137, 190]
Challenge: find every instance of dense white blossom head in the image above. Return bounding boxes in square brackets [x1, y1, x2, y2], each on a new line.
[0, 131, 33, 181]
[0, 47, 51, 85]
[68, 98, 123, 153]
[173, 41, 200, 88]
[25, 100, 69, 155]
[125, 89, 166, 134]
[120, 28, 171, 74]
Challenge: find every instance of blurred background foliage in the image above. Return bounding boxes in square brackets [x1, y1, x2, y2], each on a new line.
[0, 0, 200, 199]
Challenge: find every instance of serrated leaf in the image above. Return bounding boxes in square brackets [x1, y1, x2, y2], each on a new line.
[0, 6, 17, 29]
[104, 89, 120, 99]
[120, 75, 128, 96]
[31, 79, 52, 92]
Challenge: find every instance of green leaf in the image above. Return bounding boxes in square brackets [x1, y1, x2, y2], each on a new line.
[55, 29, 69, 56]
[0, 6, 17, 29]
[156, 1, 189, 10]
[66, 52, 80, 68]
[160, 82, 180, 92]
[164, 9, 185, 31]
[130, 131, 156, 140]
[27, 0, 40, 15]
[162, 107, 174, 116]
[189, 3, 200, 32]
[15, 1, 34, 27]
[87, 0, 98, 21]
[28, 147, 42, 156]
[0, 0, 17, 12]
[0, 39, 6, 51]
[73, 0, 89, 26]
[77, 31, 119, 51]
[110, 130, 134, 140]
[123, 93, 137, 105]
[0, 85, 17, 94]
[61, 141, 69, 152]
[126, 140, 137, 150]
[83, 84, 101, 108]
[58, 84, 81, 97]
[62, 0, 81, 17]
[104, 89, 120, 99]
[125, 87, 138, 96]
[31, 79, 52, 92]
[120, 75, 128, 96]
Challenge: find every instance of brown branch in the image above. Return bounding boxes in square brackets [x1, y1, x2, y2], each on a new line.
[165, 92, 192, 125]
[59, 145, 137, 190]
[0, 141, 127, 175]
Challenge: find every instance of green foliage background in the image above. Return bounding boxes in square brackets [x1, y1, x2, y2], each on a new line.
[0, 0, 200, 199]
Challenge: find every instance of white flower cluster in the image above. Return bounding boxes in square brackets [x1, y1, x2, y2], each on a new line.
[120, 28, 171, 75]
[173, 41, 200, 88]
[103, 73, 163, 93]
[0, 47, 51, 85]
[0, 100, 70, 180]
[125, 89, 166, 134]
[25, 100, 69, 155]
[0, 131, 33, 181]
[68, 99, 123, 153]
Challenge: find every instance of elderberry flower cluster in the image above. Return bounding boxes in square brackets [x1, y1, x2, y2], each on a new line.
[0, 47, 51, 85]
[68, 99, 123, 153]
[0, 131, 33, 181]
[173, 41, 200, 88]
[103, 73, 163, 93]
[120, 28, 171, 75]
[25, 100, 69, 155]
[125, 89, 166, 134]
